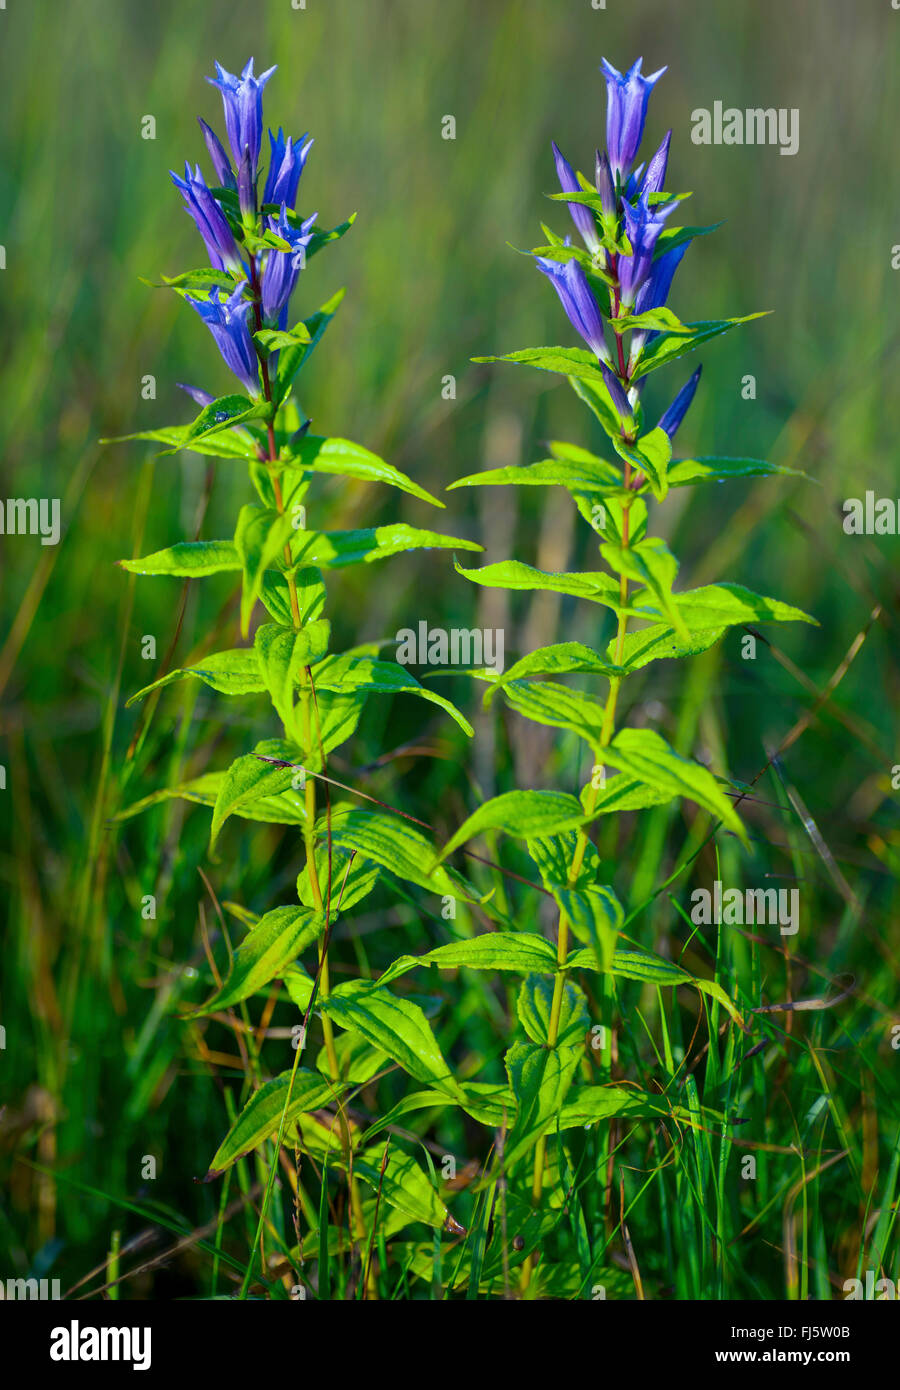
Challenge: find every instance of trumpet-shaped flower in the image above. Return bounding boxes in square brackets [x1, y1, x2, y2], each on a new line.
[552, 142, 601, 254]
[601, 56, 667, 180]
[263, 128, 314, 209]
[171, 163, 242, 274]
[619, 189, 677, 307]
[535, 252, 610, 364]
[186, 281, 259, 396]
[260, 207, 318, 323]
[207, 58, 276, 175]
[658, 365, 702, 439]
[197, 118, 236, 190]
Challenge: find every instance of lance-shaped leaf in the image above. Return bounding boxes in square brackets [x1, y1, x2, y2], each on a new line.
[602, 536, 689, 639]
[613, 623, 725, 673]
[210, 739, 307, 849]
[437, 789, 586, 862]
[558, 1084, 696, 1130]
[631, 313, 770, 381]
[504, 1040, 582, 1169]
[566, 945, 743, 1026]
[113, 768, 308, 828]
[664, 583, 817, 631]
[290, 524, 481, 570]
[581, 772, 675, 816]
[297, 845, 381, 915]
[126, 647, 265, 705]
[322, 980, 461, 1096]
[104, 422, 258, 461]
[353, 1147, 450, 1230]
[158, 393, 274, 454]
[205, 1068, 344, 1177]
[273, 288, 346, 405]
[255, 619, 331, 732]
[485, 642, 623, 705]
[611, 426, 672, 501]
[517, 974, 589, 1048]
[261, 568, 325, 626]
[282, 435, 443, 507]
[378, 932, 559, 987]
[324, 806, 467, 898]
[449, 443, 622, 496]
[653, 221, 723, 260]
[600, 727, 747, 843]
[311, 653, 473, 735]
[119, 539, 240, 577]
[189, 905, 325, 1016]
[499, 681, 608, 748]
[666, 456, 809, 488]
[472, 345, 609, 385]
[234, 504, 297, 635]
[455, 558, 621, 606]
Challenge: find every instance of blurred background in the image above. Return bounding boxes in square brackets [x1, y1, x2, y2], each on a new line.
[2, 0, 900, 1299]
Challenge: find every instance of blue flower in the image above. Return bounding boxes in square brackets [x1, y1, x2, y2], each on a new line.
[263, 128, 314, 209]
[552, 143, 600, 254]
[207, 58, 276, 174]
[197, 118, 236, 190]
[600, 57, 666, 179]
[171, 163, 242, 274]
[535, 252, 609, 364]
[260, 207, 318, 323]
[186, 281, 259, 396]
[641, 131, 672, 197]
[594, 149, 617, 219]
[634, 243, 685, 317]
[658, 365, 702, 439]
[600, 362, 633, 424]
[619, 189, 677, 307]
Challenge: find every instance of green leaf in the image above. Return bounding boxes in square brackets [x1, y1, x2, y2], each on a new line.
[234, 505, 296, 636]
[292, 523, 481, 570]
[653, 222, 724, 260]
[282, 436, 443, 507]
[666, 583, 817, 631]
[103, 422, 258, 461]
[611, 427, 672, 501]
[449, 446, 622, 496]
[126, 647, 264, 705]
[517, 974, 589, 1047]
[667, 456, 809, 488]
[189, 905, 324, 1016]
[454, 557, 620, 606]
[260, 567, 325, 626]
[324, 807, 466, 899]
[438, 790, 586, 861]
[378, 932, 559, 986]
[210, 739, 306, 849]
[567, 374, 627, 442]
[119, 540, 240, 577]
[273, 289, 346, 405]
[609, 305, 686, 335]
[600, 728, 747, 843]
[206, 1069, 344, 1176]
[472, 345, 608, 385]
[253, 324, 311, 354]
[311, 653, 473, 735]
[504, 1040, 582, 1168]
[297, 845, 382, 915]
[159, 394, 273, 454]
[499, 681, 607, 747]
[112, 768, 310, 828]
[255, 620, 331, 733]
[485, 642, 622, 704]
[632, 314, 770, 381]
[567, 947, 743, 1025]
[558, 1084, 692, 1130]
[614, 623, 725, 673]
[353, 1147, 449, 1230]
[322, 981, 460, 1096]
[602, 536, 689, 640]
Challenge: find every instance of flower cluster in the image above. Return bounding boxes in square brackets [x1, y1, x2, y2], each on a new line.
[536, 56, 700, 442]
[171, 58, 317, 399]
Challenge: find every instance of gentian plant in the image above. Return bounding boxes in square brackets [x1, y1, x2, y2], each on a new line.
[109, 59, 488, 1298]
[439, 55, 815, 1294]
